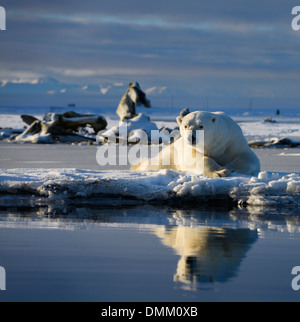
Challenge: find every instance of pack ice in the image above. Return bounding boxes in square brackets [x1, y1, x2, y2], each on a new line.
[0, 169, 299, 207]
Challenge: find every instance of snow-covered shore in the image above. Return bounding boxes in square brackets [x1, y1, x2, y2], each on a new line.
[1, 109, 299, 209]
[1, 108, 300, 143]
[0, 168, 299, 207]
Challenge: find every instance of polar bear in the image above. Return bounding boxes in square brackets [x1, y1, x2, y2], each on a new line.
[132, 111, 260, 177]
[116, 82, 151, 121]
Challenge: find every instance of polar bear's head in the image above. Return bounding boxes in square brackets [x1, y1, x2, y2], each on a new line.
[177, 111, 220, 147]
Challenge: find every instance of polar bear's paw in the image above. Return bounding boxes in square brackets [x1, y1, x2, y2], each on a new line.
[205, 168, 231, 178]
[203, 168, 230, 178]
[215, 168, 231, 178]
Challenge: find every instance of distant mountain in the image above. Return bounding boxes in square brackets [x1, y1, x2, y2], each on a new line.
[36, 76, 62, 85]
[0, 77, 197, 108]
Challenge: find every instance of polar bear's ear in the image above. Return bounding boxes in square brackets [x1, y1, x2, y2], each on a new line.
[176, 116, 183, 125]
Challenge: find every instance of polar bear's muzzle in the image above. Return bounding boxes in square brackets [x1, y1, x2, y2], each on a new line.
[192, 133, 197, 145]
[182, 129, 197, 145]
[182, 128, 205, 152]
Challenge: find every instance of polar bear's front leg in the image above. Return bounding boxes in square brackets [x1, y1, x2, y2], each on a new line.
[203, 156, 231, 178]
[225, 151, 260, 176]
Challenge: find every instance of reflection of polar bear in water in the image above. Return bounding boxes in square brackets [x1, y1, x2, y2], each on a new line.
[154, 225, 258, 287]
[116, 82, 151, 121]
[133, 111, 260, 177]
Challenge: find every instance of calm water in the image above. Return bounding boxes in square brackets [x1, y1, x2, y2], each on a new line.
[0, 204, 300, 302]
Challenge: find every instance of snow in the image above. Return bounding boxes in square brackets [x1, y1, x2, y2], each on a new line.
[1, 109, 300, 143]
[0, 108, 299, 208]
[0, 113, 43, 140]
[15, 132, 52, 144]
[0, 168, 299, 207]
[98, 113, 171, 144]
[240, 121, 300, 142]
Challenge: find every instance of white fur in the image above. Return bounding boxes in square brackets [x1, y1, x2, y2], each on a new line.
[132, 111, 261, 177]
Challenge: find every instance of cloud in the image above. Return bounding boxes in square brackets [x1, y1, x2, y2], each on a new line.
[0, 0, 299, 107]
[5, 0, 295, 24]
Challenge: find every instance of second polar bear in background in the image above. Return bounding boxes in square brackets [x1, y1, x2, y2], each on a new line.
[132, 111, 260, 177]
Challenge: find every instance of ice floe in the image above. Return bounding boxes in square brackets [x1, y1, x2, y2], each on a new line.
[0, 168, 299, 207]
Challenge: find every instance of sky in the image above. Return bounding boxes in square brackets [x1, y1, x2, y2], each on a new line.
[0, 0, 300, 109]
